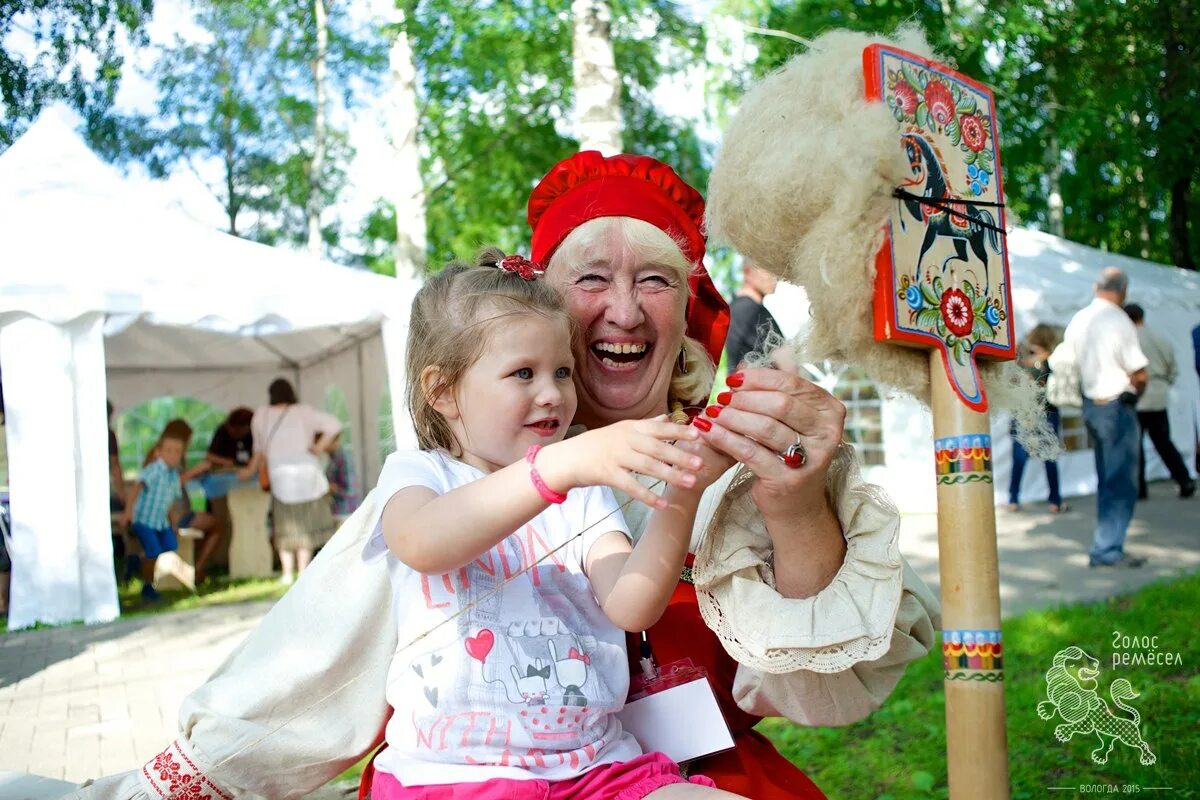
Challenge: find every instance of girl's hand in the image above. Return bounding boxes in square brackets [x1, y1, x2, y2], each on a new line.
[673, 435, 736, 495]
[539, 417, 702, 508]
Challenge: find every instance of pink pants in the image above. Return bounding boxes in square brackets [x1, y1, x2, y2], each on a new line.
[371, 752, 717, 800]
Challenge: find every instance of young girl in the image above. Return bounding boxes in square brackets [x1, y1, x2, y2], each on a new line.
[364, 252, 742, 799]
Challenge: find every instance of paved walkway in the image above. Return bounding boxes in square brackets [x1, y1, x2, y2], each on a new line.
[901, 480, 1200, 615]
[1, 482, 1196, 792]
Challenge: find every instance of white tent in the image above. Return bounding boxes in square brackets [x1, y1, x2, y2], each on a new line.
[767, 228, 1200, 513]
[0, 109, 420, 630]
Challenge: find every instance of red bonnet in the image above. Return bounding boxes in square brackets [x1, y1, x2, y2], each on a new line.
[527, 151, 730, 368]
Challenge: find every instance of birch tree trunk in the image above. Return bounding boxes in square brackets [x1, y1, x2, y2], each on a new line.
[307, 0, 329, 257]
[1044, 64, 1064, 238]
[388, 13, 427, 280]
[572, 0, 623, 155]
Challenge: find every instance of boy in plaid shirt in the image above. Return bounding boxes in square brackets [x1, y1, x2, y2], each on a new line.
[120, 428, 190, 602]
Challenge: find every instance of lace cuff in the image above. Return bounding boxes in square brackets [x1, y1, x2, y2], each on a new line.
[691, 444, 907, 674]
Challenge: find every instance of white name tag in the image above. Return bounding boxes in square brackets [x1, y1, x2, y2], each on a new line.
[617, 677, 734, 764]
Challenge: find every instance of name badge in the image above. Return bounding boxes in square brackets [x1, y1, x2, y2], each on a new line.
[617, 659, 734, 764]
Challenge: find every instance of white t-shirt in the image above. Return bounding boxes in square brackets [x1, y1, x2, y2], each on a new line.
[363, 450, 642, 787]
[1063, 297, 1149, 401]
[251, 404, 342, 504]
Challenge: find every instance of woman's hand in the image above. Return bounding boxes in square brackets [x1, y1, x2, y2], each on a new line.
[538, 417, 702, 509]
[697, 365, 845, 511]
[694, 361, 849, 598]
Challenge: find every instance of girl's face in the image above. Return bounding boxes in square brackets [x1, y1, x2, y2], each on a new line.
[444, 313, 577, 473]
[545, 229, 688, 428]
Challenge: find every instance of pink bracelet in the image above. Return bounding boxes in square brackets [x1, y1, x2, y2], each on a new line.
[525, 445, 567, 504]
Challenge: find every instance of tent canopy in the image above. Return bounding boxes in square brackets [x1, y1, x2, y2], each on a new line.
[0, 108, 418, 629]
[0, 107, 413, 360]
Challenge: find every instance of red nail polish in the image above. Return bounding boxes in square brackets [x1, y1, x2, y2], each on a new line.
[716, 391, 732, 405]
[692, 416, 712, 432]
[705, 405, 722, 418]
[725, 372, 744, 388]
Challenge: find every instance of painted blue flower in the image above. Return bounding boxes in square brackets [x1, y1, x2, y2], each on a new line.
[970, 180, 982, 196]
[984, 304, 1001, 326]
[905, 285, 923, 310]
[967, 163, 979, 179]
[979, 169, 990, 186]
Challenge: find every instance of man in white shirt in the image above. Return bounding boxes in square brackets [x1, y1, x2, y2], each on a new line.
[1124, 304, 1196, 500]
[1063, 267, 1149, 567]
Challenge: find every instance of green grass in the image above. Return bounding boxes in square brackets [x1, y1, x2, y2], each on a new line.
[762, 574, 1200, 799]
[114, 574, 290, 619]
[1, 574, 289, 634]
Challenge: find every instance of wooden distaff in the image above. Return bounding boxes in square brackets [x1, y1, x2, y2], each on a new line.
[707, 33, 1015, 799]
[865, 44, 1013, 799]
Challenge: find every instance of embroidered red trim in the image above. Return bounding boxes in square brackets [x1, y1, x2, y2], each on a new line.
[142, 740, 232, 800]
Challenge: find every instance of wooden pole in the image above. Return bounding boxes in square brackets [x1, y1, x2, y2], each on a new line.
[930, 350, 1010, 799]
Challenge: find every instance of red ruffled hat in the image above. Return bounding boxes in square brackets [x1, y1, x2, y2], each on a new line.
[527, 151, 730, 368]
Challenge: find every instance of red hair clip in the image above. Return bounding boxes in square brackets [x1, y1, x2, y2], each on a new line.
[498, 254, 544, 281]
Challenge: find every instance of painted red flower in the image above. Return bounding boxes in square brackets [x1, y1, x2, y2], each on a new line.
[925, 79, 957, 127]
[893, 80, 918, 116]
[940, 288, 974, 337]
[960, 113, 987, 152]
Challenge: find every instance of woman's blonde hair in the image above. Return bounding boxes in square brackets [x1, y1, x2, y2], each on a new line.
[548, 217, 716, 407]
[405, 248, 576, 453]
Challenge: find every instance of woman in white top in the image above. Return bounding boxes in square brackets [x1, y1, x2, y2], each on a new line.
[241, 378, 342, 583]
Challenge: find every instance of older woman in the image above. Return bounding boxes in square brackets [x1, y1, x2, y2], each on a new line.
[76, 156, 936, 800]
[522, 152, 937, 798]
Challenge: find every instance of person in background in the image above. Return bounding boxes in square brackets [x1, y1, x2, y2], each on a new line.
[124, 420, 225, 596]
[108, 400, 145, 585]
[1124, 304, 1196, 499]
[1193, 323, 1200, 473]
[240, 379, 341, 584]
[120, 423, 189, 603]
[1063, 267, 1149, 568]
[724, 261, 783, 372]
[320, 430, 357, 519]
[206, 407, 255, 473]
[1007, 324, 1066, 513]
[108, 401, 125, 511]
[0, 379, 9, 618]
[199, 407, 255, 570]
[1193, 322, 1200, 380]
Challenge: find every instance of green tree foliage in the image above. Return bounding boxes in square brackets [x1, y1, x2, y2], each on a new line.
[106, 0, 383, 257]
[362, 0, 706, 272]
[0, 0, 153, 149]
[741, 0, 1199, 270]
[116, 396, 225, 475]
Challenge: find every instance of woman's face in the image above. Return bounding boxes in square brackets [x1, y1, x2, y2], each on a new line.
[545, 223, 688, 428]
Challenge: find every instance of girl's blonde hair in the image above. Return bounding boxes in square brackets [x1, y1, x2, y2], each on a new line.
[406, 248, 576, 453]
[548, 217, 716, 408]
